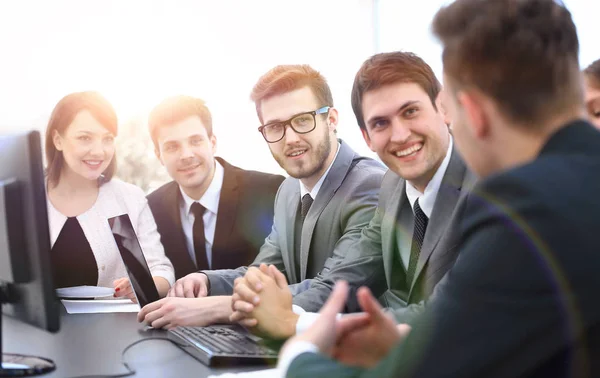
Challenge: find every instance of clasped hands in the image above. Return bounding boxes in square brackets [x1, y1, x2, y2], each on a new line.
[230, 264, 412, 368]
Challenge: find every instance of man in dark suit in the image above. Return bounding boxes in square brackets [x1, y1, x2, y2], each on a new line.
[228, 52, 476, 340]
[144, 95, 284, 279]
[137, 66, 385, 329]
[279, 1, 600, 377]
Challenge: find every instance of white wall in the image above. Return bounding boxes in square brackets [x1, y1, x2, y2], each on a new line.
[0, 0, 377, 177]
[0, 0, 598, 177]
[376, 0, 600, 78]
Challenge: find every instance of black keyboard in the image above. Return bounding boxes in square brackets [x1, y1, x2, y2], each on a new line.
[168, 325, 279, 367]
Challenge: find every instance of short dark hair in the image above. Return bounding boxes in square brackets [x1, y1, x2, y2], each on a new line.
[351, 51, 442, 131]
[584, 59, 600, 90]
[45, 91, 118, 187]
[250, 65, 334, 124]
[432, 0, 582, 126]
[148, 95, 213, 151]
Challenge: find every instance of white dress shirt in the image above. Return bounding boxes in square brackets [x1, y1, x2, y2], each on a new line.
[179, 160, 224, 269]
[401, 136, 453, 267]
[405, 137, 454, 218]
[47, 179, 175, 287]
[284, 138, 455, 371]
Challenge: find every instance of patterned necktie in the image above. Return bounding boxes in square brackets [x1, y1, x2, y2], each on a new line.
[191, 202, 209, 270]
[406, 198, 429, 286]
[301, 194, 313, 220]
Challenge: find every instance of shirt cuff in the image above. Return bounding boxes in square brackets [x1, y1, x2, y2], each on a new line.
[296, 312, 321, 335]
[277, 341, 319, 375]
[295, 311, 344, 335]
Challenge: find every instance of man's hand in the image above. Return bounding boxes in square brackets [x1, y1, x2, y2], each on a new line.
[229, 264, 270, 327]
[168, 272, 209, 298]
[113, 277, 136, 302]
[332, 286, 409, 368]
[230, 264, 298, 339]
[137, 296, 232, 329]
[280, 281, 370, 357]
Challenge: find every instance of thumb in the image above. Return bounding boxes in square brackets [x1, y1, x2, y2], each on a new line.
[319, 280, 348, 319]
[269, 265, 289, 290]
[397, 324, 412, 338]
[297, 281, 348, 355]
[259, 263, 271, 276]
[357, 286, 387, 320]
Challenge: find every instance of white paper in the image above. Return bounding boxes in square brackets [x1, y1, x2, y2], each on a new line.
[61, 299, 140, 314]
[56, 285, 114, 299]
[208, 368, 282, 378]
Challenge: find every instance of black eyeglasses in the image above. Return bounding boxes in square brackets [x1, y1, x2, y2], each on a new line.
[258, 106, 330, 143]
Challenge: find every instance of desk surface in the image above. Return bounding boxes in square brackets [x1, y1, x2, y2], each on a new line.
[3, 309, 268, 377]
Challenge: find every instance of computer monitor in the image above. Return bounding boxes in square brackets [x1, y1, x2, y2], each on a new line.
[0, 130, 60, 375]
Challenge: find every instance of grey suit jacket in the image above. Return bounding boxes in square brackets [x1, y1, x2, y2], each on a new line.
[203, 140, 386, 296]
[293, 147, 476, 324]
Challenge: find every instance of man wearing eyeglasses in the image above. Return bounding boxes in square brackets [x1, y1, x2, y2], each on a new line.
[137, 64, 385, 329]
[228, 52, 476, 348]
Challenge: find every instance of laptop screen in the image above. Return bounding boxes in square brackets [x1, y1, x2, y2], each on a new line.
[108, 214, 160, 307]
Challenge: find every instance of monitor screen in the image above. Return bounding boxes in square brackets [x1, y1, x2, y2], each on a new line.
[0, 130, 59, 332]
[0, 130, 59, 374]
[108, 214, 160, 308]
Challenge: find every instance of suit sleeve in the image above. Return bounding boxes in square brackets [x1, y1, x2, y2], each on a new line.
[286, 352, 364, 378]
[202, 182, 288, 296]
[292, 169, 388, 312]
[385, 300, 425, 325]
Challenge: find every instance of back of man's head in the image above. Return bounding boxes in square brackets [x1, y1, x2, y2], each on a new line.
[148, 95, 213, 151]
[250, 65, 334, 124]
[433, 0, 582, 127]
[351, 51, 442, 131]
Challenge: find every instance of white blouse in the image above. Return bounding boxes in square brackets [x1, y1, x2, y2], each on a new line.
[47, 179, 175, 288]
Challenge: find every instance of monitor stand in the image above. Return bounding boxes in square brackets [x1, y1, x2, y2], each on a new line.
[1, 284, 56, 376]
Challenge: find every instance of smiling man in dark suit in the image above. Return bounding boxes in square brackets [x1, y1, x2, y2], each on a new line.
[145, 95, 284, 279]
[279, 0, 600, 377]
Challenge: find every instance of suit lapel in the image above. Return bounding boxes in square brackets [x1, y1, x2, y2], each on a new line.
[163, 182, 196, 277]
[212, 158, 240, 269]
[409, 148, 466, 294]
[299, 141, 355, 280]
[382, 180, 407, 287]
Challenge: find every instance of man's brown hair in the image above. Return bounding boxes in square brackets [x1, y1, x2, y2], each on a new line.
[432, 0, 582, 126]
[45, 91, 118, 187]
[148, 95, 213, 151]
[351, 51, 442, 132]
[584, 59, 600, 90]
[250, 65, 334, 124]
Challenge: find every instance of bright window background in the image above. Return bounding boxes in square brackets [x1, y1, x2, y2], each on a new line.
[376, 0, 599, 79]
[0, 0, 597, 190]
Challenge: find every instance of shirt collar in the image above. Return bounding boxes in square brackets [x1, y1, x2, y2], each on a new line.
[299, 141, 341, 200]
[405, 136, 453, 218]
[180, 159, 224, 215]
